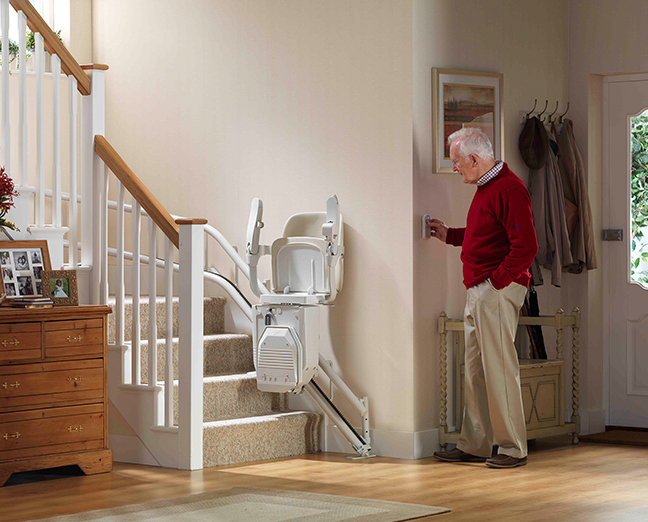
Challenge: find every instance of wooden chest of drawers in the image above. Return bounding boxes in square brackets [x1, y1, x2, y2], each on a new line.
[0, 306, 112, 486]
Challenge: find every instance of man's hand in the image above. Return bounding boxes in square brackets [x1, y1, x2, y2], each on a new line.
[429, 219, 449, 242]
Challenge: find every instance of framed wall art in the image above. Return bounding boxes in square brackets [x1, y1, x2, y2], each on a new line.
[0, 240, 52, 300]
[432, 69, 504, 173]
[42, 269, 79, 306]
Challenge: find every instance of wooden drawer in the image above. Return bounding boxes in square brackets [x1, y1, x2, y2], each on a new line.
[0, 323, 41, 363]
[0, 360, 104, 411]
[45, 320, 104, 358]
[0, 404, 104, 463]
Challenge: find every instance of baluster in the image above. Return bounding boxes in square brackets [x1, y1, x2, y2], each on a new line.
[438, 312, 448, 449]
[165, 237, 174, 427]
[571, 307, 581, 444]
[148, 218, 157, 388]
[35, 32, 45, 226]
[131, 199, 141, 385]
[18, 11, 27, 186]
[115, 180, 125, 347]
[1, 0, 10, 173]
[52, 55, 62, 226]
[556, 308, 564, 360]
[69, 77, 78, 267]
[99, 163, 108, 304]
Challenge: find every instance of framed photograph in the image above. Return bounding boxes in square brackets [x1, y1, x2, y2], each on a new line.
[42, 270, 79, 306]
[0, 240, 52, 301]
[432, 69, 504, 173]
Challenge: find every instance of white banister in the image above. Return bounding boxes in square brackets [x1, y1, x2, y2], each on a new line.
[52, 54, 62, 227]
[81, 68, 105, 298]
[165, 237, 174, 427]
[99, 162, 108, 304]
[18, 11, 27, 187]
[35, 32, 44, 226]
[131, 199, 142, 385]
[69, 76, 78, 267]
[178, 220, 205, 471]
[1, 0, 10, 174]
[116, 180, 125, 347]
[148, 218, 158, 388]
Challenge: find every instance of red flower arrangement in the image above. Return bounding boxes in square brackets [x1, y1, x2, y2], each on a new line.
[0, 166, 19, 233]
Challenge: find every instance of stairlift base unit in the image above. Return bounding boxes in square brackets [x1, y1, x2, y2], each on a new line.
[253, 304, 319, 393]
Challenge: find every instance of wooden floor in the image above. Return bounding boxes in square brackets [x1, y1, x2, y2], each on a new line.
[2, 436, 648, 521]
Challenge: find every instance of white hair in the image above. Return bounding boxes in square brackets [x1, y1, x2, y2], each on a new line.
[447, 127, 494, 160]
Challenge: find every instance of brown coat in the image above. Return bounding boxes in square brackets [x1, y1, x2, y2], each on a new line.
[558, 119, 597, 272]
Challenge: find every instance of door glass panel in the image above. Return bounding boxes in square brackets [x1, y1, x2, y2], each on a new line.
[631, 111, 648, 285]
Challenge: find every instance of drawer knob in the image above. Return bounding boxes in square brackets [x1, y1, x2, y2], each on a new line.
[3, 432, 20, 440]
[66, 335, 82, 342]
[67, 425, 83, 433]
[67, 376, 82, 383]
[2, 381, 20, 389]
[1, 337, 19, 347]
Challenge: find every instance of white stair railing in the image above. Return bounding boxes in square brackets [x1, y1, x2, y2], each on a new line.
[95, 135, 205, 470]
[2, 1, 92, 272]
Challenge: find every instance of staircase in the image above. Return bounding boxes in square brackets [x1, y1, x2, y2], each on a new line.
[107, 295, 322, 467]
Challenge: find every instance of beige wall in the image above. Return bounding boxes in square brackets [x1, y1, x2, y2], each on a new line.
[413, 0, 570, 431]
[87, 0, 619, 443]
[567, 0, 648, 431]
[92, 0, 415, 432]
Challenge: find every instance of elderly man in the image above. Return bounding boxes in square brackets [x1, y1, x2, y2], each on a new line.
[430, 128, 538, 469]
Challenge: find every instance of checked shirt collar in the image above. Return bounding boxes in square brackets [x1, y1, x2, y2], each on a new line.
[477, 160, 503, 187]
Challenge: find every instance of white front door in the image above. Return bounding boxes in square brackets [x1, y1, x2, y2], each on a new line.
[605, 75, 648, 427]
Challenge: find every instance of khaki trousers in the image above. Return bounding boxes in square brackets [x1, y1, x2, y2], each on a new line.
[456, 279, 528, 459]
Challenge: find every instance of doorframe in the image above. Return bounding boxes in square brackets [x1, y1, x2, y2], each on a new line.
[602, 73, 648, 426]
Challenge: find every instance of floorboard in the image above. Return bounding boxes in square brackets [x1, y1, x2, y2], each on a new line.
[2, 436, 648, 521]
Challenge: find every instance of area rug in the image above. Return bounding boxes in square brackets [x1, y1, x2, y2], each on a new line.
[38, 487, 450, 521]
[581, 428, 648, 447]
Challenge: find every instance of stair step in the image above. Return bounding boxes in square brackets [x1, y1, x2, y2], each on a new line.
[202, 410, 322, 467]
[173, 372, 287, 424]
[135, 333, 254, 383]
[107, 296, 225, 343]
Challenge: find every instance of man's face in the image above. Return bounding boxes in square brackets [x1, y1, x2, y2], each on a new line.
[450, 141, 480, 184]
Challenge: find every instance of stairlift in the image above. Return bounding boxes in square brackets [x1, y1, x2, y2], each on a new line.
[246, 195, 374, 458]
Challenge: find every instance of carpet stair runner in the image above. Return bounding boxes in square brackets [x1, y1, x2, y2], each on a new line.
[108, 296, 321, 467]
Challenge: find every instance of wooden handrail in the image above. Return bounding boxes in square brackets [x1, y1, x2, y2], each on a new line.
[9, 0, 92, 96]
[94, 135, 180, 248]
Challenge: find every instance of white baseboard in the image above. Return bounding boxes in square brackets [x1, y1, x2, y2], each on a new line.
[324, 425, 439, 459]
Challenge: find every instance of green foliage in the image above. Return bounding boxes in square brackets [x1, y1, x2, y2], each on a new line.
[0, 38, 20, 66]
[631, 112, 648, 283]
[26, 30, 62, 52]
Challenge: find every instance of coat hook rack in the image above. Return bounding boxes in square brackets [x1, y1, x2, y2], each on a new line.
[558, 101, 570, 124]
[546, 101, 559, 124]
[537, 100, 549, 121]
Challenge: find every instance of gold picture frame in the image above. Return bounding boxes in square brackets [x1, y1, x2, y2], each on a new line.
[0, 240, 52, 301]
[42, 269, 79, 306]
[432, 69, 504, 173]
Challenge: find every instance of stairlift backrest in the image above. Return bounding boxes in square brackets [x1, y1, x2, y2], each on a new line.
[280, 211, 344, 293]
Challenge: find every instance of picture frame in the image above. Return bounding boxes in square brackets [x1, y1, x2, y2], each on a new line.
[42, 270, 79, 306]
[432, 69, 504, 173]
[0, 240, 52, 301]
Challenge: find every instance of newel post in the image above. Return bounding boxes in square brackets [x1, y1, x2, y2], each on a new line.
[80, 65, 106, 304]
[177, 219, 206, 470]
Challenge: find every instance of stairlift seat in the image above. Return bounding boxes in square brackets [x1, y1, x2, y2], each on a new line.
[271, 237, 328, 295]
[281, 211, 344, 294]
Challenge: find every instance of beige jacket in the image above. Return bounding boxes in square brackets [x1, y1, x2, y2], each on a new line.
[558, 119, 597, 272]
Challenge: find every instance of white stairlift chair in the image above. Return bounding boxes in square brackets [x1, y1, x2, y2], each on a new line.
[246, 195, 373, 458]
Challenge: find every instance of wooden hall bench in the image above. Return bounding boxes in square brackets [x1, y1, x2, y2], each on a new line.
[437, 308, 580, 450]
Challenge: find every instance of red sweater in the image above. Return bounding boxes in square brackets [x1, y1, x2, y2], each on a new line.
[446, 163, 538, 290]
